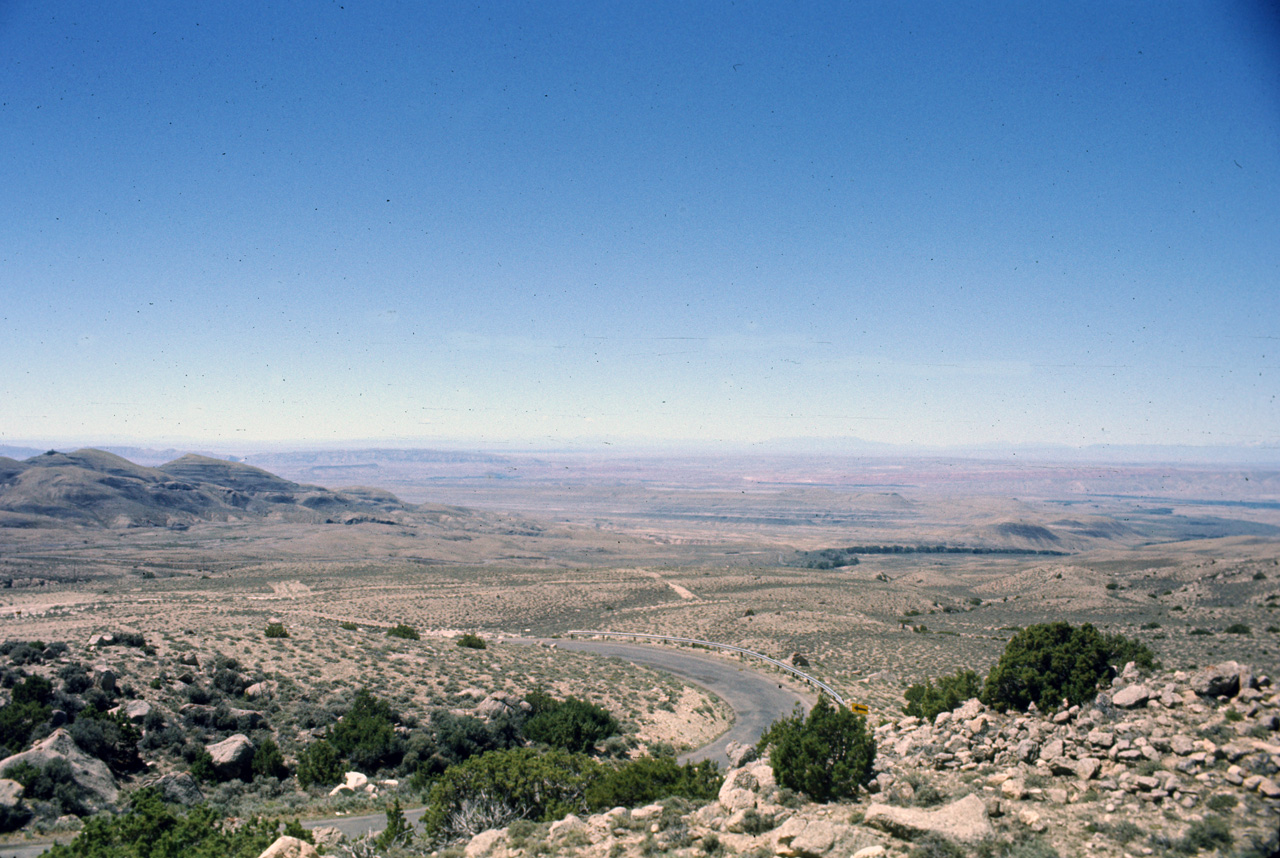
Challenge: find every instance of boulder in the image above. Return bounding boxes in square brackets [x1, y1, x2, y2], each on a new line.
[465, 828, 507, 858]
[1039, 738, 1064, 762]
[155, 772, 204, 806]
[113, 700, 152, 723]
[244, 681, 278, 701]
[953, 699, 984, 721]
[852, 847, 887, 858]
[257, 836, 319, 858]
[549, 814, 586, 838]
[93, 667, 117, 693]
[725, 741, 759, 768]
[1112, 685, 1151, 709]
[774, 817, 844, 858]
[0, 779, 23, 808]
[865, 794, 994, 845]
[309, 827, 344, 849]
[1075, 757, 1102, 781]
[0, 729, 118, 811]
[206, 734, 255, 781]
[718, 761, 775, 810]
[475, 692, 529, 719]
[1191, 662, 1243, 699]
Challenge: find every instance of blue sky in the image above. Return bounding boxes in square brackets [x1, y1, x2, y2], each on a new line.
[2, 2, 1277, 451]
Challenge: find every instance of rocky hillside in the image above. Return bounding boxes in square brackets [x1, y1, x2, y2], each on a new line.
[441, 660, 1278, 858]
[0, 449, 418, 529]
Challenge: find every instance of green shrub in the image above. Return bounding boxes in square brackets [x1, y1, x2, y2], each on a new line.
[339, 621, 359, 631]
[980, 622, 1156, 712]
[457, 633, 487, 649]
[295, 738, 343, 788]
[0, 674, 53, 756]
[422, 748, 602, 843]
[903, 669, 983, 721]
[327, 688, 403, 772]
[1176, 815, 1232, 853]
[1254, 571, 1267, 580]
[585, 756, 722, 810]
[69, 708, 143, 776]
[387, 623, 420, 640]
[523, 692, 620, 754]
[251, 736, 287, 780]
[5, 757, 92, 816]
[41, 786, 284, 858]
[188, 747, 217, 783]
[263, 623, 289, 639]
[376, 798, 414, 850]
[757, 699, 875, 802]
[1205, 793, 1237, 811]
[1105, 582, 1119, 590]
[1224, 623, 1251, 635]
[1189, 628, 1214, 636]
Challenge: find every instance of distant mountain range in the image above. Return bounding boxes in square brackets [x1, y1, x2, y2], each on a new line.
[0, 448, 415, 529]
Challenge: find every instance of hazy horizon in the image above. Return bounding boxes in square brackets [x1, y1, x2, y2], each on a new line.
[3, 3, 1277, 450]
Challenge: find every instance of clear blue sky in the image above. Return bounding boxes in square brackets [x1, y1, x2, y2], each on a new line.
[2, 2, 1277, 451]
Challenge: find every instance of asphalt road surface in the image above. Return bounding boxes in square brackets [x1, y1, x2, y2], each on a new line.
[0, 638, 810, 855]
[535, 637, 812, 764]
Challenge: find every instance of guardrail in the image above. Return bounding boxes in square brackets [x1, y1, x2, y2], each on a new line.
[565, 629, 847, 706]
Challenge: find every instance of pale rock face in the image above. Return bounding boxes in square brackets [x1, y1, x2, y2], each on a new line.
[256, 835, 319, 858]
[1112, 684, 1151, 709]
[206, 734, 255, 780]
[549, 814, 585, 838]
[865, 794, 994, 845]
[0, 779, 23, 808]
[464, 828, 507, 858]
[1191, 662, 1243, 698]
[774, 817, 849, 858]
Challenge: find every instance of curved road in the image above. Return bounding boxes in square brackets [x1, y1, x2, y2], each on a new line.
[0, 639, 809, 856]
[535, 638, 811, 764]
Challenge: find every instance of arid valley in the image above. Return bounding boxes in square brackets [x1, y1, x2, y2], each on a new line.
[0, 446, 1276, 858]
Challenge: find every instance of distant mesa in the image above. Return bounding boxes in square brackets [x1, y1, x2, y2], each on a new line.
[0, 448, 418, 529]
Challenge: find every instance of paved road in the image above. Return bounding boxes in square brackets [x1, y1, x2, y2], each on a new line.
[0, 639, 809, 856]
[532, 638, 811, 764]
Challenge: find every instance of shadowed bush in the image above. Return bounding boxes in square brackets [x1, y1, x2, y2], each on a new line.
[980, 622, 1155, 713]
[522, 692, 619, 754]
[422, 748, 602, 843]
[756, 698, 875, 802]
[903, 669, 983, 722]
[585, 756, 722, 810]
